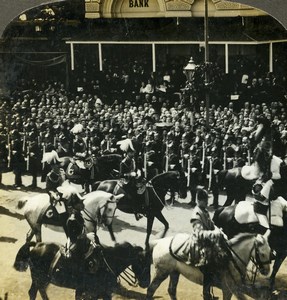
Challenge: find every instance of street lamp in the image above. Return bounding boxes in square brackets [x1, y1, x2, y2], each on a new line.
[183, 57, 197, 82]
[183, 57, 197, 127]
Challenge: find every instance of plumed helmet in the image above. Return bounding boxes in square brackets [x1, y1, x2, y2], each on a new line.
[71, 123, 84, 134]
[117, 138, 135, 153]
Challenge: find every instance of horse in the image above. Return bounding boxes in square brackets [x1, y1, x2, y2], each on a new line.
[18, 190, 123, 243]
[14, 241, 151, 300]
[213, 202, 287, 291]
[146, 231, 272, 300]
[94, 171, 188, 247]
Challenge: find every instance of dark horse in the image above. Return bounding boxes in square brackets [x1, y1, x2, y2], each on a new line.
[58, 154, 122, 192]
[213, 204, 287, 291]
[217, 116, 287, 206]
[94, 171, 187, 247]
[14, 241, 150, 300]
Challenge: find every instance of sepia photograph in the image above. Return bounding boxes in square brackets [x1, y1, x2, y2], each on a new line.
[1, 0, 287, 299]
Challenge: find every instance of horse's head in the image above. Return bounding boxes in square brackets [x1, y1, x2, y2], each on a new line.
[152, 171, 187, 199]
[171, 170, 187, 199]
[130, 246, 151, 288]
[99, 194, 123, 226]
[253, 230, 272, 276]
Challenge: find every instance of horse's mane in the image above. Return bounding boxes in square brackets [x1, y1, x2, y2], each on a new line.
[151, 171, 178, 184]
[228, 232, 256, 247]
[102, 242, 143, 258]
[98, 154, 122, 162]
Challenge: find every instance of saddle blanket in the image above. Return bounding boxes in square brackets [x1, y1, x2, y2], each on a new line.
[234, 201, 269, 228]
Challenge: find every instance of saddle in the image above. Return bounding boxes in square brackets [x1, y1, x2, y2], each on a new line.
[169, 232, 228, 268]
[234, 201, 269, 228]
[42, 202, 68, 226]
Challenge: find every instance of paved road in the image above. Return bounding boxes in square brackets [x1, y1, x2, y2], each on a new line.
[0, 172, 287, 299]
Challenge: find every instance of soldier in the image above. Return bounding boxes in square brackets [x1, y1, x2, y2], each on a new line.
[10, 130, 25, 189]
[190, 189, 227, 300]
[118, 138, 143, 221]
[208, 146, 223, 209]
[188, 145, 203, 207]
[71, 124, 88, 169]
[27, 131, 40, 189]
[0, 131, 8, 185]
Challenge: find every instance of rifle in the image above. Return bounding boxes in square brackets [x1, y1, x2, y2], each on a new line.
[42, 144, 46, 170]
[165, 140, 169, 172]
[223, 146, 227, 170]
[201, 142, 206, 170]
[7, 133, 11, 169]
[26, 141, 30, 171]
[143, 146, 147, 178]
[208, 157, 213, 191]
[187, 154, 191, 187]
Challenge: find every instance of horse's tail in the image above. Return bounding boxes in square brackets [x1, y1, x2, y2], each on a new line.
[17, 199, 28, 210]
[13, 242, 36, 272]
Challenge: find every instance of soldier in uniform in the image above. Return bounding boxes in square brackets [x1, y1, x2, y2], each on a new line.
[208, 147, 223, 209]
[0, 130, 8, 185]
[187, 145, 203, 206]
[10, 130, 25, 189]
[72, 126, 88, 169]
[27, 131, 40, 189]
[118, 138, 143, 221]
[190, 189, 226, 300]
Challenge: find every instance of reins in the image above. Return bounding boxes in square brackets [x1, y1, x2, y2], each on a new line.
[82, 201, 114, 227]
[100, 251, 139, 287]
[225, 235, 265, 285]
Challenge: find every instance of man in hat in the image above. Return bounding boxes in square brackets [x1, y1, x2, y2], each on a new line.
[190, 188, 227, 300]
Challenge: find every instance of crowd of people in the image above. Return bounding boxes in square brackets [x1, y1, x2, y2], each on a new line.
[0, 58, 287, 195]
[2, 58, 287, 300]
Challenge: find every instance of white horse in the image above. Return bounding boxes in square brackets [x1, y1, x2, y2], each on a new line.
[18, 189, 124, 243]
[147, 231, 271, 300]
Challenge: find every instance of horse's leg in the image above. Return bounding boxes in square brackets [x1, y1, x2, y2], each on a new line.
[146, 271, 169, 300]
[168, 271, 180, 300]
[34, 225, 42, 242]
[145, 215, 155, 248]
[26, 229, 35, 242]
[107, 224, 116, 243]
[269, 252, 287, 291]
[28, 282, 38, 300]
[155, 211, 169, 238]
[38, 287, 49, 300]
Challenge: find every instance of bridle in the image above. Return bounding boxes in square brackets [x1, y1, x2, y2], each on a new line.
[226, 235, 270, 285]
[82, 199, 116, 227]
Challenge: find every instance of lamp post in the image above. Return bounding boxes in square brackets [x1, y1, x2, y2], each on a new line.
[183, 57, 197, 126]
[204, 0, 210, 129]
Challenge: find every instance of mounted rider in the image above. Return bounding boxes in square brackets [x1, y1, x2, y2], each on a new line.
[190, 189, 228, 300]
[71, 123, 89, 170]
[57, 183, 101, 264]
[117, 138, 145, 220]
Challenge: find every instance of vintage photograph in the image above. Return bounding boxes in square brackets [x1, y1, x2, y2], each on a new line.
[1, 0, 287, 299]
